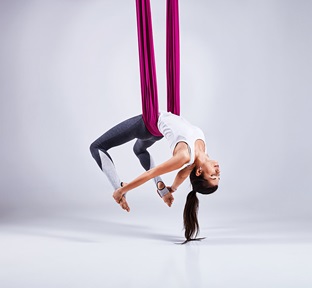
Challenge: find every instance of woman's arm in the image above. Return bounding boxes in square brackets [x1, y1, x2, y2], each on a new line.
[113, 151, 189, 202]
[170, 163, 195, 192]
[161, 163, 195, 208]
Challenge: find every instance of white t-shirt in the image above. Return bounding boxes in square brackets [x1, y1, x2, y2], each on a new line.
[157, 111, 206, 166]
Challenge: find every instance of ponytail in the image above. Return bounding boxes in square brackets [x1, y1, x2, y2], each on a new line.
[182, 168, 219, 242]
[183, 190, 199, 241]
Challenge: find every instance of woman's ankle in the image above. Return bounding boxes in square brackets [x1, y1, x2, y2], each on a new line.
[157, 181, 165, 190]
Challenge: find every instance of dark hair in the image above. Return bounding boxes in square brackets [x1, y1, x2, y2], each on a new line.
[183, 168, 218, 241]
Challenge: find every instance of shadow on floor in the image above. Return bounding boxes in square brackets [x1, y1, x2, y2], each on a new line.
[2, 212, 311, 245]
[1, 214, 184, 243]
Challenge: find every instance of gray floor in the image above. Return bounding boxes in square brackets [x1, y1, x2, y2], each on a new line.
[1, 208, 311, 288]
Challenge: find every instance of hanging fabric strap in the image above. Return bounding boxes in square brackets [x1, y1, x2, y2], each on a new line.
[166, 0, 180, 116]
[136, 0, 180, 136]
[136, 0, 161, 136]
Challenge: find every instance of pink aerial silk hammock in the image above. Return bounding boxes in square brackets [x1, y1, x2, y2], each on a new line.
[136, 0, 180, 136]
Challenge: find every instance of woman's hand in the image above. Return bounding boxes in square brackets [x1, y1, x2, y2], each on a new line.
[113, 187, 130, 212]
[163, 192, 174, 207]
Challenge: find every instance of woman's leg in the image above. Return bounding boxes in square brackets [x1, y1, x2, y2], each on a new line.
[133, 138, 169, 197]
[90, 115, 162, 190]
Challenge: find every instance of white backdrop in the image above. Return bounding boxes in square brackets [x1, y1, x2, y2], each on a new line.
[1, 0, 311, 226]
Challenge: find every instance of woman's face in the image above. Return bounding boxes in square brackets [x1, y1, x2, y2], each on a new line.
[201, 159, 220, 186]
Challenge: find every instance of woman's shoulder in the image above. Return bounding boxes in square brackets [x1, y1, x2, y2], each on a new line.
[173, 142, 191, 164]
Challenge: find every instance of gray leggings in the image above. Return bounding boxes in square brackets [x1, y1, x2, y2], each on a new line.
[90, 114, 164, 192]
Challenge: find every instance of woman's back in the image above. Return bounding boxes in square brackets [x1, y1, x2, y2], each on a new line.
[157, 111, 206, 165]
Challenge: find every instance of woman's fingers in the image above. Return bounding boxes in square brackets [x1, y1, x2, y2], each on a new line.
[163, 192, 174, 207]
[112, 187, 123, 203]
[113, 188, 130, 212]
[120, 197, 130, 212]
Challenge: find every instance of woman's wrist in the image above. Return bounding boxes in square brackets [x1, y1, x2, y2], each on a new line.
[120, 182, 127, 191]
[171, 186, 177, 192]
[121, 186, 129, 194]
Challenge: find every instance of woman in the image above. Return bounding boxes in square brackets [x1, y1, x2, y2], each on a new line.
[90, 112, 220, 241]
[90, 0, 220, 242]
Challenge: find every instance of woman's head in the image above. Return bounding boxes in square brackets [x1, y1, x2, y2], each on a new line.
[183, 166, 219, 242]
[190, 161, 219, 194]
[195, 159, 220, 191]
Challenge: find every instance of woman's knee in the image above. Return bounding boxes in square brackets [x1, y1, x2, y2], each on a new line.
[133, 141, 144, 157]
[90, 140, 101, 158]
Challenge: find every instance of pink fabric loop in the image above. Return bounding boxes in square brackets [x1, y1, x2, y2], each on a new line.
[166, 0, 180, 116]
[136, 0, 180, 136]
[136, 0, 161, 136]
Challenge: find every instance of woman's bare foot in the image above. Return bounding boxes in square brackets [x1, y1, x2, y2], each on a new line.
[113, 185, 130, 212]
[113, 187, 124, 203]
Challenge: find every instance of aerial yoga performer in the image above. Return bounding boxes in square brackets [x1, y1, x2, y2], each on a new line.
[90, 0, 220, 242]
